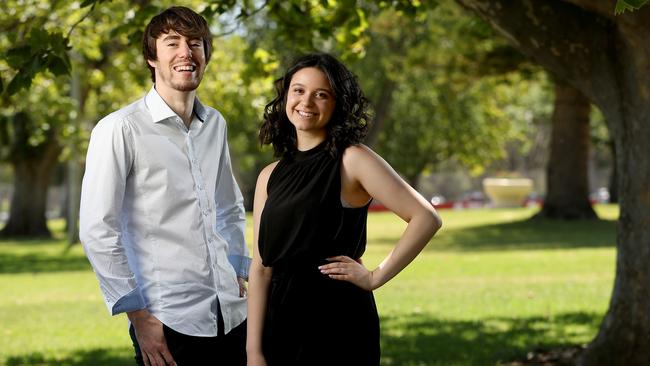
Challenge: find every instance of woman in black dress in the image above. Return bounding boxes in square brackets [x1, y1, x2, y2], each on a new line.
[247, 53, 442, 366]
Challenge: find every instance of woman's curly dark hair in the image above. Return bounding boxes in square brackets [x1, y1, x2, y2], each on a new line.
[259, 53, 370, 157]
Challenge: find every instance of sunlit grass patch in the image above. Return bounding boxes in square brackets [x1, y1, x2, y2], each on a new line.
[0, 205, 617, 365]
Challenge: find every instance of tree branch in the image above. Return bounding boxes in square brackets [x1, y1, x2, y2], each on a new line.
[66, 2, 97, 40]
[455, 0, 620, 110]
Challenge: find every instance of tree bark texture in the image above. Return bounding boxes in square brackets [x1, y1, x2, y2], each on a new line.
[455, 1, 650, 364]
[536, 81, 597, 219]
[608, 141, 619, 203]
[0, 112, 61, 238]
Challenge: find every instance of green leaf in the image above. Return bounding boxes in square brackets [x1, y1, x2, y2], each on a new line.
[46, 54, 71, 76]
[28, 28, 50, 49]
[622, 0, 648, 7]
[615, 0, 649, 14]
[29, 53, 43, 74]
[80, 0, 100, 8]
[5, 46, 33, 69]
[47, 32, 71, 54]
[6, 72, 33, 95]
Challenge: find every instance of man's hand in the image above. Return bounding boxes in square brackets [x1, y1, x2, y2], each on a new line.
[238, 277, 248, 297]
[128, 309, 176, 366]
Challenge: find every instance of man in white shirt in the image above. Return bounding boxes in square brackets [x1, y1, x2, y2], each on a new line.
[79, 6, 249, 366]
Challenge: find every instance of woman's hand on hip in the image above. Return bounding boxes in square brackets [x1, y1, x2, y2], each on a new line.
[319, 255, 374, 291]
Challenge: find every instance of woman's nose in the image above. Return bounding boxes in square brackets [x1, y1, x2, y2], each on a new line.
[300, 95, 315, 106]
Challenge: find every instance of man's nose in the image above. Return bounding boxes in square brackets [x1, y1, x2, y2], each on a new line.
[179, 42, 192, 58]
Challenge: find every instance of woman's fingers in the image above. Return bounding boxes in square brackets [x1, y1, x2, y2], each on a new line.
[325, 255, 355, 263]
[319, 256, 354, 274]
[319, 255, 373, 290]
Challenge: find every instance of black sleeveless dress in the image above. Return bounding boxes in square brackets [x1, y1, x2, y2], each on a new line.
[258, 142, 380, 366]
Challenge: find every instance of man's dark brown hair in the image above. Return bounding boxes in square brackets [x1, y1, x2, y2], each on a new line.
[142, 6, 213, 82]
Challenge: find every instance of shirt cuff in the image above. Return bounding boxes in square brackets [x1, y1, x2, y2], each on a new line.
[228, 255, 252, 279]
[111, 287, 146, 315]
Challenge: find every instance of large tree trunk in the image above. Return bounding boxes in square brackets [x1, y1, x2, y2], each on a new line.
[455, 1, 650, 364]
[535, 81, 597, 219]
[0, 113, 61, 238]
[608, 140, 618, 203]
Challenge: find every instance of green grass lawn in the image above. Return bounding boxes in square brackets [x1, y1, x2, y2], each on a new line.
[0, 205, 618, 366]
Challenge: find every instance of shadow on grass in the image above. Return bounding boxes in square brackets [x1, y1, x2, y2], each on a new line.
[5, 348, 132, 366]
[380, 311, 602, 366]
[0, 252, 91, 274]
[375, 218, 617, 252]
[0, 239, 91, 274]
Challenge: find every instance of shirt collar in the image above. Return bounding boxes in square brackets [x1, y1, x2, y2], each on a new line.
[144, 86, 208, 124]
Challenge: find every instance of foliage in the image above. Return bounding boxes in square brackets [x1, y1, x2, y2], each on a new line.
[615, 0, 649, 14]
[349, 3, 549, 183]
[0, 0, 598, 218]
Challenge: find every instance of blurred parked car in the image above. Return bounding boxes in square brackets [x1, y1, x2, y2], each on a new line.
[454, 191, 487, 209]
[590, 187, 610, 203]
[524, 191, 543, 207]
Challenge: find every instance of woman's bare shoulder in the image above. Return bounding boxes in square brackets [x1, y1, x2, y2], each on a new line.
[342, 143, 376, 162]
[257, 161, 280, 183]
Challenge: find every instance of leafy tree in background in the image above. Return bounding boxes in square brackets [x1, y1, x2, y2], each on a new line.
[1, 1, 81, 237]
[457, 1, 650, 364]
[0, 0, 599, 229]
[2, 0, 643, 363]
[353, 3, 551, 188]
[0, 0, 156, 237]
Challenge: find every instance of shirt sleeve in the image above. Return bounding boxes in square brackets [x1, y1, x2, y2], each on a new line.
[79, 117, 145, 315]
[214, 122, 251, 279]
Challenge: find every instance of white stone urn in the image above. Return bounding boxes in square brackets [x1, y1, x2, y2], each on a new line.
[482, 177, 534, 208]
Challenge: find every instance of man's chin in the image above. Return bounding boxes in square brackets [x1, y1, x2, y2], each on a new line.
[171, 78, 202, 92]
[173, 83, 200, 92]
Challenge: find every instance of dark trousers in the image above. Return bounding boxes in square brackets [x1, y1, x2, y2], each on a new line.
[129, 316, 247, 366]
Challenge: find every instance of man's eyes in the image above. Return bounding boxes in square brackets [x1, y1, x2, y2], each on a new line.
[164, 42, 202, 47]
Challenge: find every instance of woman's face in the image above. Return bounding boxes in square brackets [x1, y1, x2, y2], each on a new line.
[285, 67, 336, 136]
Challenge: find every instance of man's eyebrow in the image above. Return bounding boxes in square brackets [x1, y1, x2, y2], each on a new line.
[161, 34, 181, 41]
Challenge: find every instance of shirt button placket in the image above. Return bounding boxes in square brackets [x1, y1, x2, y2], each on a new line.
[187, 128, 222, 323]
[186, 133, 216, 269]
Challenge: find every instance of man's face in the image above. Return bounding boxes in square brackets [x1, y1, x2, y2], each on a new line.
[148, 30, 207, 93]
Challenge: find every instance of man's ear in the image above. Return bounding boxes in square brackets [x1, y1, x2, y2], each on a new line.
[147, 59, 157, 68]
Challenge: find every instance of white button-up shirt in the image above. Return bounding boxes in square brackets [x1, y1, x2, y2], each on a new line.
[80, 87, 249, 336]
